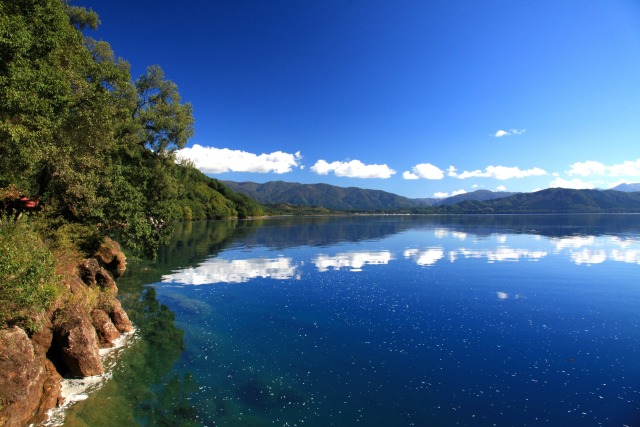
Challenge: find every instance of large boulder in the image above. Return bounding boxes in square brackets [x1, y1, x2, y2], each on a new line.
[30, 316, 54, 358]
[53, 312, 103, 377]
[95, 267, 118, 294]
[38, 359, 63, 415]
[109, 299, 133, 333]
[78, 258, 101, 287]
[78, 258, 118, 294]
[0, 327, 47, 427]
[94, 237, 127, 278]
[91, 309, 120, 347]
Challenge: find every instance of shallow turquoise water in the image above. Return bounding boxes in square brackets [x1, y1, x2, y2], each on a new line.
[63, 216, 640, 426]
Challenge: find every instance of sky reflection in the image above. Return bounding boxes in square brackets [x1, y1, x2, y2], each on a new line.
[162, 256, 300, 285]
[161, 225, 640, 285]
[312, 250, 394, 272]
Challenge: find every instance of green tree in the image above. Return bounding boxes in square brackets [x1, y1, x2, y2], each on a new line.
[133, 65, 194, 156]
[1, 0, 262, 260]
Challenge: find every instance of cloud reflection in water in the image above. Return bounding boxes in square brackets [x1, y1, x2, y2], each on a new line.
[312, 251, 394, 272]
[403, 248, 444, 266]
[162, 256, 299, 285]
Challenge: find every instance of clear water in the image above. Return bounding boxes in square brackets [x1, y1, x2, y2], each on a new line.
[63, 215, 640, 426]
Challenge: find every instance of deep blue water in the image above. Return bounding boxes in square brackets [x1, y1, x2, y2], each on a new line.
[63, 216, 640, 426]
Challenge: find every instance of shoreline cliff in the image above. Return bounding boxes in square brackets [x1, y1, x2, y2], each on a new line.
[0, 238, 133, 427]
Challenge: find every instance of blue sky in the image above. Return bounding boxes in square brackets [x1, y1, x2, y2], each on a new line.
[80, 0, 640, 198]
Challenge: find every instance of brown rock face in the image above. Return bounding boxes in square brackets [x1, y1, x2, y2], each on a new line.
[109, 299, 134, 333]
[53, 312, 104, 377]
[94, 237, 127, 278]
[79, 258, 118, 294]
[95, 267, 118, 294]
[0, 237, 133, 425]
[91, 309, 120, 347]
[39, 359, 63, 413]
[0, 327, 47, 427]
[30, 317, 54, 358]
[78, 258, 101, 286]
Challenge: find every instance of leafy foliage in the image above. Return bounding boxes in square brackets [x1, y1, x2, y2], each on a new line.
[0, 219, 57, 331]
[0, 0, 265, 258]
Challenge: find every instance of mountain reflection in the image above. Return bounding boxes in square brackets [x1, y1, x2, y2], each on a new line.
[155, 216, 640, 286]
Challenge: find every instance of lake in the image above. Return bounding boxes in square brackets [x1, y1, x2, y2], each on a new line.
[61, 215, 640, 426]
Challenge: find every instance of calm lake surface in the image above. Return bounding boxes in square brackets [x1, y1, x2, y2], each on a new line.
[63, 215, 640, 426]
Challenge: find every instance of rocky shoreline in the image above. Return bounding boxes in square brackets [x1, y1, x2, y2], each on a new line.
[0, 239, 133, 427]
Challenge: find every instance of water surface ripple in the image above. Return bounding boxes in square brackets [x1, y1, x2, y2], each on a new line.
[63, 215, 640, 426]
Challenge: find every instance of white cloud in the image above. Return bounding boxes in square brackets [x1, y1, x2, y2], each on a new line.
[311, 159, 395, 178]
[456, 165, 547, 180]
[496, 185, 507, 191]
[549, 177, 595, 189]
[433, 190, 466, 198]
[493, 129, 525, 137]
[403, 163, 445, 180]
[403, 171, 419, 180]
[176, 144, 302, 174]
[567, 160, 607, 176]
[609, 159, 640, 176]
[447, 166, 458, 177]
[567, 158, 640, 177]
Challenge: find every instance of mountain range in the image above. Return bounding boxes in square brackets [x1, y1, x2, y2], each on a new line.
[611, 183, 640, 192]
[222, 180, 517, 211]
[222, 180, 640, 213]
[436, 187, 640, 214]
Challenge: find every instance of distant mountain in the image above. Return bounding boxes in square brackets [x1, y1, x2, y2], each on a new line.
[433, 189, 518, 206]
[438, 188, 640, 214]
[610, 183, 640, 192]
[223, 181, 640, 213]
[222, 180, 422, 211]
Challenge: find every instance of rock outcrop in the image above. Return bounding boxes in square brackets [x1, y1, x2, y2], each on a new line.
[0, 327, 47, 427]
[0, 238, 132, 426]
[53, 311, 104, 378]
[91, 309, 120, 347]
[109, 298, 133, 333]
[93, 237, 127, 278]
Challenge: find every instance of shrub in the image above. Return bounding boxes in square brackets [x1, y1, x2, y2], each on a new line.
[0, 219, 58, 332]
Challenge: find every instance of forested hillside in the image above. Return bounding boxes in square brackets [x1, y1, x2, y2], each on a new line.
[223, 180, 428, 211]
[225, 181, 640, 214]
[1, 0, 262, 258]
[0, 0, 264, 349]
